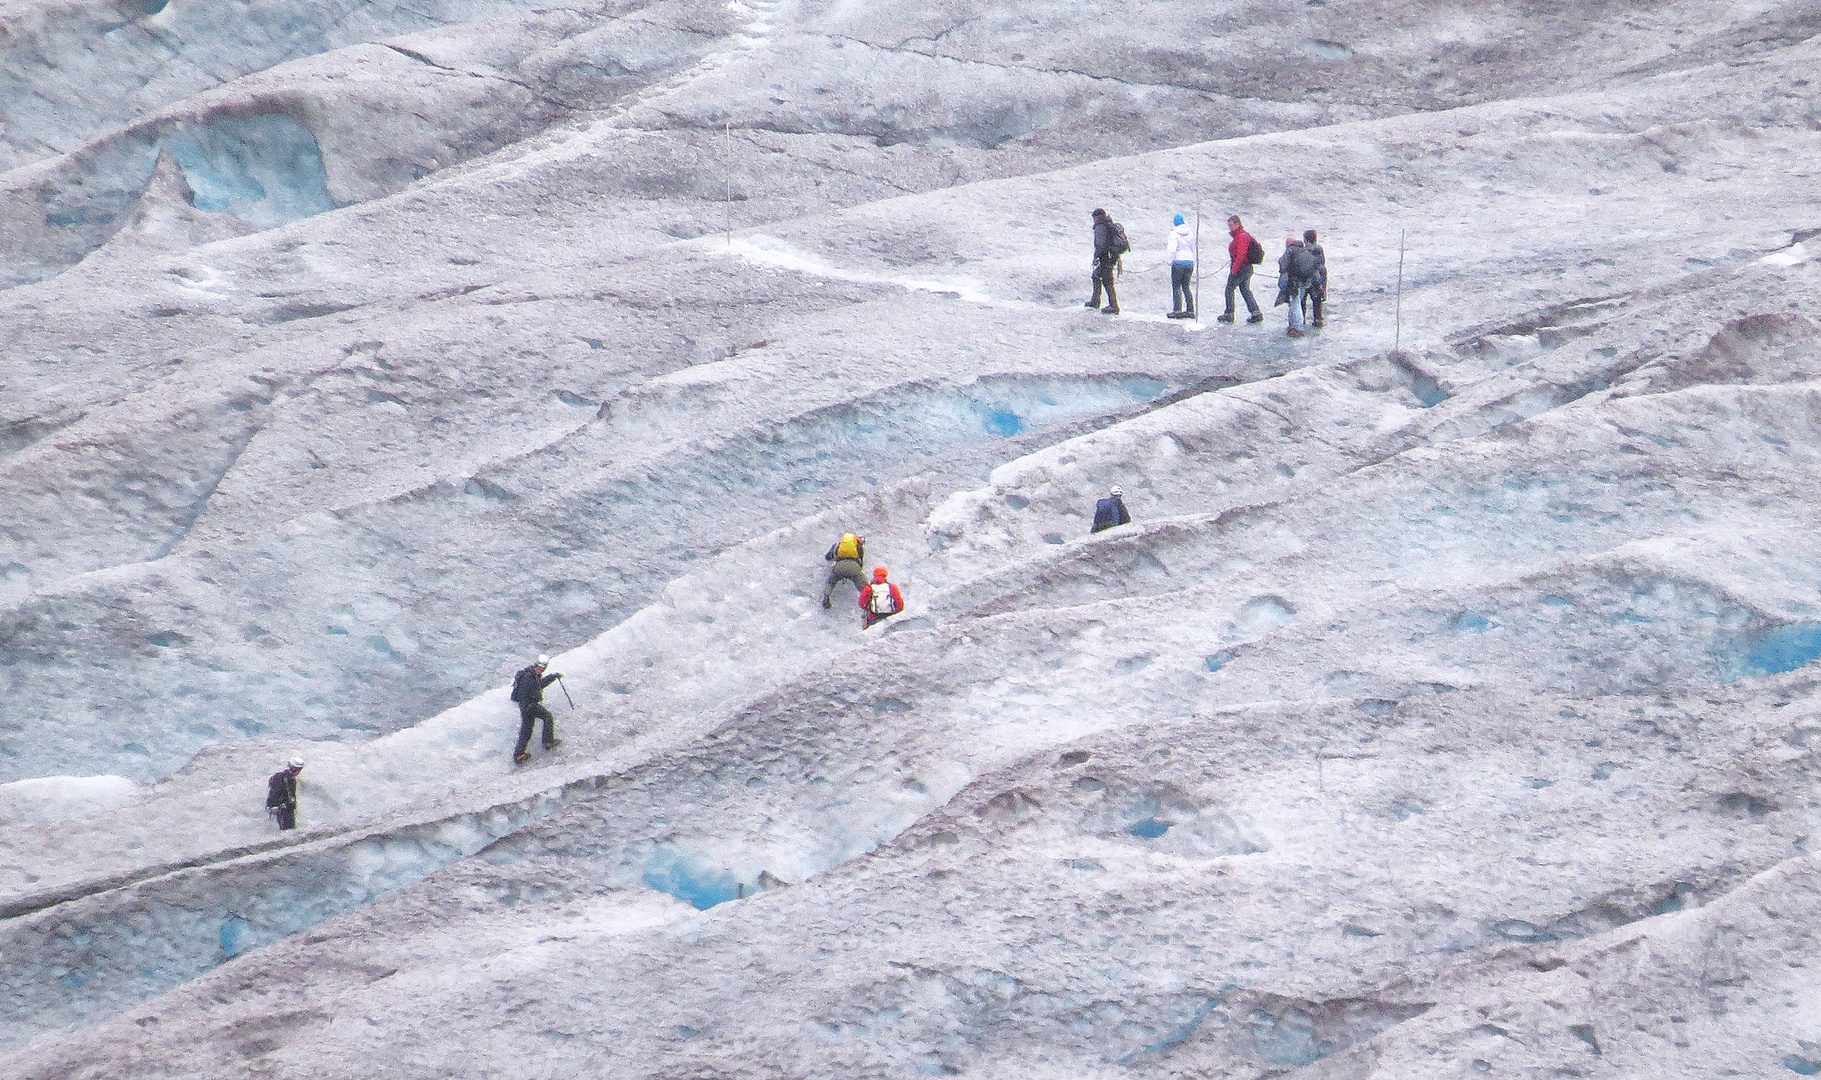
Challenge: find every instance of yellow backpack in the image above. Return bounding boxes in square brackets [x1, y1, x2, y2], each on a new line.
[835, 533, 861, 560]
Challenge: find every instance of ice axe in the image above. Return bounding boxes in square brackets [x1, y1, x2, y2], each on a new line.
[556, 674, 575, 710]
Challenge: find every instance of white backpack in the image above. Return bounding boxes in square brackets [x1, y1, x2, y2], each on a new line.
[870, 582, 899, 614]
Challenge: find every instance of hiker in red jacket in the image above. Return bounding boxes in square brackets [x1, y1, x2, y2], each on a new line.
[858, 566, 905, 629]
[1218, 215, 1264, 324]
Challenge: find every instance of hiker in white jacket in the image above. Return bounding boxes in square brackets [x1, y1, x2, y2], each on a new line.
[1164, 214, 1197, 319]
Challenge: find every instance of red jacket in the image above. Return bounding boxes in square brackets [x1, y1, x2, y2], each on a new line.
[1228, 227, 1254, 276]
[859, 582, 903, 617]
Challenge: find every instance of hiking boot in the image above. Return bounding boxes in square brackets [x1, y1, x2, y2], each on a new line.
[1246, 313, 1264, 324]
[1101, 305, 1120, 315]
[544, 739, 563, 751]
[1084, 300, 1101, 308]
[1166, 310, 1182, 319]
[822, 597, 832, 610]
[1287, 328, 1306, 338]
[1215, 313, 1235, 323]
[513, 753, 531, 765]
[1313, 318, 1324, 328]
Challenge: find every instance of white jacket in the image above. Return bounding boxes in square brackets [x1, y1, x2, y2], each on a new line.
[1164, 222, 1196, 264]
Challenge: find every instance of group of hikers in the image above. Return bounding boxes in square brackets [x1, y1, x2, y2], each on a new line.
[253, 209, 1326, 828]
[818, 485, 1129, 635]
[1089, 208, 1327, 337]
[822, 532, 905, 628]
[264, 652, 570, 827]
[262, 489, 1146, 823]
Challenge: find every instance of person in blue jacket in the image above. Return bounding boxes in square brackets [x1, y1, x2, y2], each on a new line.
[1091, 486, 1131, 533]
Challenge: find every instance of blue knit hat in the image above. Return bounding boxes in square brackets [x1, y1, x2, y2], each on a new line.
[1174, 213, 1185, 225]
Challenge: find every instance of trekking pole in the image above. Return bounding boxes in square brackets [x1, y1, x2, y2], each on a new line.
[1393, 228, 1406, 355]
[557, 675, 575, 710]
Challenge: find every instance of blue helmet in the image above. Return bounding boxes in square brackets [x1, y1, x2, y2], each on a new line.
[1173, 213, 1185, 226]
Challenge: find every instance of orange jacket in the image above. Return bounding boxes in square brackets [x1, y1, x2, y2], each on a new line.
[858, 582, 903, 616]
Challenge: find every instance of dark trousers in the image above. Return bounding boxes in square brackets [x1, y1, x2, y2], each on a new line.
[515, 703, 555, 756]
[1302, 286, 1325, 325]
[863, 610, 897, 630]
[1089, 261, 1118, 310]
[1170, 263, 1194, 314]
[274, 804, 296, 830]
[1223, 265, 1260, 316]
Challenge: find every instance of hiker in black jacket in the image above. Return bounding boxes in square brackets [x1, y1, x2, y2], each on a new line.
[1301, 229, 1327, 328]
[1091, 486, 1131, 533]
[1277, 238, 1320, 338]
[1085, 208, 1122, 315]
[265, 758, 303, 830]
[510, 654, 563, 764]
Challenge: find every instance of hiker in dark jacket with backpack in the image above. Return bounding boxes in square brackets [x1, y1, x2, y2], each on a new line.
[1086, 208, 1126, 315]
[1277, 237, 1320, 337]
[1301, 229, 1327, 327]
[1218, 216, 1264, 324]
[1091, 486, 1131, 533]
[265, 758, 303, 830]
[509, 654, 563, 764]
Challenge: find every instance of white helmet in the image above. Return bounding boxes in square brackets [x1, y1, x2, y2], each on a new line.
[286, 757, 305, 770]
[536, 653, 550, 667]
[1110, 486, 1123, 497]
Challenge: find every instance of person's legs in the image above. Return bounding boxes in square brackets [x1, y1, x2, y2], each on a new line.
[514, 707, 536, 759]
[1236, 264, 1261, 317]
[1287, 285, 1307, 332]
[538, 705, 557, 749]
[1095, 263, 1118, 312]
[1311, 287, 1324, 327]
[1088, 267, 1104, 307]
[1171, 264, 1193, 314]
[1221, 273, 1238, 318]
[826, 561, 864, 607]
[277, 805, 296, 830]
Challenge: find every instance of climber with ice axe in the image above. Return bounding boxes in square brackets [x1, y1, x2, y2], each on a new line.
[509, 653, 565, 765]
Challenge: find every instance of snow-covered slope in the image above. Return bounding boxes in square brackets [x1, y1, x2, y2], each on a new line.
[2, 1, 1820, 1076]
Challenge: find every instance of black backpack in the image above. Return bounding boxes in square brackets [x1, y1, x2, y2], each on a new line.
[1290, 245, 1319, 279]
[1246, 236, 1265, 265]
[510, 666, 535, 703]
[1108, 221, 1131, 257]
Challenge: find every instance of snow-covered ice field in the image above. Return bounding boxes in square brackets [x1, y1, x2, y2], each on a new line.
[2, 1, 1821, 1076]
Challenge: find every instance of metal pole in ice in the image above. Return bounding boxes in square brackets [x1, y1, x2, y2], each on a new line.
[1193, 203, 1202, 322]
[725, 118, 732, 247]
[1394, 228, 1406, 354]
